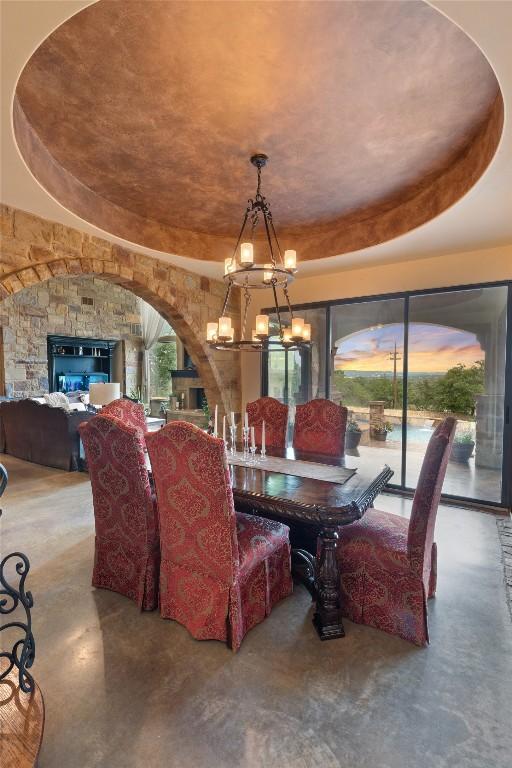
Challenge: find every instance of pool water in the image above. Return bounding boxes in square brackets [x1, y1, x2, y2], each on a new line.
[356, 422, 435, 444]
[390, 425, 434, 444]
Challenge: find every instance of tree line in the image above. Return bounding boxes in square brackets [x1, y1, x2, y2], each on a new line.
[332, 360, 484, 416]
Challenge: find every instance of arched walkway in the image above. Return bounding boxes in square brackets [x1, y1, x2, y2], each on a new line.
[0, 206, 241, 414]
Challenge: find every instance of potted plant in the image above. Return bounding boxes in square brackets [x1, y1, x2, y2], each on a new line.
[372, 421, 394, 442]
[345, 419, 362, 449]
[450, 430, 475, 462]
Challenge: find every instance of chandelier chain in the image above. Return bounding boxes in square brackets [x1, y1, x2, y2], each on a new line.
[241, 284, 251, 340]
[282, 284, 295, 321]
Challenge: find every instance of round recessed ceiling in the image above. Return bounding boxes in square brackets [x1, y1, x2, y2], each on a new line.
[13, 0, 503, 262]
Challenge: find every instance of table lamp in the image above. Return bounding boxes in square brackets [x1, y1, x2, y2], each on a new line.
[89, 382, 121, 407]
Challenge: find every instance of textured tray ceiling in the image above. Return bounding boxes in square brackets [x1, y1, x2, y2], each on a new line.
[13, 0, 502, 262]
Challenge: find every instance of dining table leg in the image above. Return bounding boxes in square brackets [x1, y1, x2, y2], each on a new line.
[313, 523, 345, 640]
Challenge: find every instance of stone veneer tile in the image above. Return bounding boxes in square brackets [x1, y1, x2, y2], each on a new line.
[1, 206, 241, 413]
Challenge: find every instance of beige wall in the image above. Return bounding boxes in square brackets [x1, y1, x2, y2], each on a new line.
[241, 244, 512, 407]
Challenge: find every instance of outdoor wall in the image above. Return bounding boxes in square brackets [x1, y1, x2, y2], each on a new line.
[241, 243, 512, 406]
[0, 205, 241, 415]
[0, 275, 142, 398]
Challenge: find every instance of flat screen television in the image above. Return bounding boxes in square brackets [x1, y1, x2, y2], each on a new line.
[57, 372, 109, 393]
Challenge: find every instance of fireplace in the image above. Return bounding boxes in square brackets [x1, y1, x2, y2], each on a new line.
[188, 387, 206, 410]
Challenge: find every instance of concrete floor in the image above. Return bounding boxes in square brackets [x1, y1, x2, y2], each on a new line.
[1, 455, 511, 768]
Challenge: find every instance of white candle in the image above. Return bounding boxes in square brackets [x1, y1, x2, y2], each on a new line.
[240, 242, 254, 265]
[244, 411, 249, 429]
[206, 322, 218, 342]
[231, 411, 235, 427]
[222, 415, 226, 443]
[218, 316, 232, 338]
[284, 249, 297, 270]
[225, 257, 237, 274]
[250, 426, 255, 449]
[214, 404, 218, 437]
[262, 420, 266, 452]
[302, 323, 311, 341]
[255, 314, 269, 337]
[292, 317, 304, 338]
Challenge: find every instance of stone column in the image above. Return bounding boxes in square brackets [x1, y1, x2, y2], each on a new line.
[475, 304, 507, 470]
[369, 400, 386, 438]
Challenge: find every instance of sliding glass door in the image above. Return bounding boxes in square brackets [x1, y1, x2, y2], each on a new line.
[406, 286, 508, 503]
[262, 281, 511, 506]
[330, 298, 405, 483]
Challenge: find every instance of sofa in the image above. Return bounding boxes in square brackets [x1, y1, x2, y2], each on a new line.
[0, 399, 95, 471]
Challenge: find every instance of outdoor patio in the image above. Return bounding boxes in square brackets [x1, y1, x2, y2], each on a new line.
[345, 439, 502, 503]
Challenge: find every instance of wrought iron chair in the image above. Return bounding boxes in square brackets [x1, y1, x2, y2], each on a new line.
[1, 463, 36, 693]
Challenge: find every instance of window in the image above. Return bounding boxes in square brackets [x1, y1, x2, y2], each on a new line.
[406, 286, 508, 503]
[148, 322, 177, 398]
[262, 282, 511, 507]
[330, 298, 405, 483]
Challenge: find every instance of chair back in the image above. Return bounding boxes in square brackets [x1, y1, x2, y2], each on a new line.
[407, 417, 456, 578]
[145, 421, 239, 584]
[101, 398, 146, 431]
[246, 397, 289, 449]
[79, 414, 154, 547]
[293, 399, 348, 457]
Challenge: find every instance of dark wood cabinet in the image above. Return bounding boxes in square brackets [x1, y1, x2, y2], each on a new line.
[47, 335, 116, 393]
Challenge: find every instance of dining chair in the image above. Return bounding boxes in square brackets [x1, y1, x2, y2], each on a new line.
[79, 413, 159, 610]
[337, 417, 456, 645]
[100, 398, 147, 431]
[146, 421, 293, 650]
[246, 396, 289, 449]
[293, 398, 348, 458]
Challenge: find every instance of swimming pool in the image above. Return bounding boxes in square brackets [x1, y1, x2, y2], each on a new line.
[389, 425, 434, 444]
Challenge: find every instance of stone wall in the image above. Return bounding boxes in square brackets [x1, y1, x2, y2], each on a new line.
[0, 275, 143, 398]
[0, 205, 241, 414]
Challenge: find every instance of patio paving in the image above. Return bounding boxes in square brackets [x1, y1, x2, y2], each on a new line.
[344, 440, 502, 504]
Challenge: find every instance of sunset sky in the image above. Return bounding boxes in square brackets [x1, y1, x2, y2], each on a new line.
[334, 323, 483, 374]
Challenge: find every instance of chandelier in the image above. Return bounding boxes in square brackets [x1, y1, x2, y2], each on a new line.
[206, 154, 312, 351]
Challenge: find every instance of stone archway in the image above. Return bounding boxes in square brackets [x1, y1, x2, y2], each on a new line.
[0, 206, 241, 414]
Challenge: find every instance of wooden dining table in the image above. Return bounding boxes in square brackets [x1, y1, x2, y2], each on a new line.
[227, 448, 393, 640]
[146, 443, 393, 641]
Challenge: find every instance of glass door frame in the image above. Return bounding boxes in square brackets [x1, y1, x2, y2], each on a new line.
[262, 279, 512, 509]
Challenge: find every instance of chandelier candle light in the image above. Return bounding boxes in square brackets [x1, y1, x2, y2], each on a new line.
[206, 154, 312, 351]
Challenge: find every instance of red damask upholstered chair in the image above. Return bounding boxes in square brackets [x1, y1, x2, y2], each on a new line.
[246, 397, 289, 450]
[337, 417, 456, 645]
[293, 399, 348, 458]
[79, 414, 159, 610]
[100, 398, 146, 431]
[146, 421, 293, 650]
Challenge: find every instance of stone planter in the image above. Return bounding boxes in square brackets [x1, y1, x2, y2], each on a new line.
[346, 431, 362, 449]
[450, 441, 475, 463]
